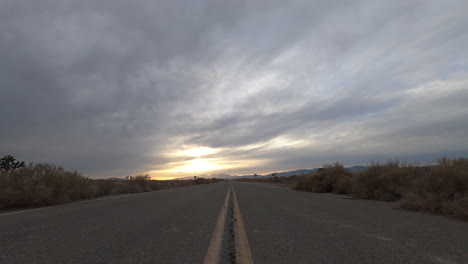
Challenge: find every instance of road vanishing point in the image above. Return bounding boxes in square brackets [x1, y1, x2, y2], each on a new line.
[1, 181, 467, 264]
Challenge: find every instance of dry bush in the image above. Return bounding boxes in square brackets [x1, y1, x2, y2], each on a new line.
[399, 158, 468, 219]
[295, 163, 352, 193]
[0, 163, 94, 207]
[0, 164, 222, 209]
[93, 176, 222, 196]
[350, 161, 423, 201]
[238, 175, 301, 187]
[132, 174, 153, 192]
[194, 177, 211, 184]
[333, 175, 352, 194]
[293, 157, 468, 220]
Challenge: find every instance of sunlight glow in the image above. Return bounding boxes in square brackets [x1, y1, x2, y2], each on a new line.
[174, 158, 225, 173]
[178, 147, 216, 158]
[145, 145, 270, 179]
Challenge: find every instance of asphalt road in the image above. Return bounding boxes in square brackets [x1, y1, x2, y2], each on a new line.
[0, 183, 228, 264]
[234, 182, 468, 264]
[1, 181, 467, 264]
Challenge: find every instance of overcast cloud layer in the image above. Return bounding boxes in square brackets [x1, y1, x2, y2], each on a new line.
[1, 0, 468, 178]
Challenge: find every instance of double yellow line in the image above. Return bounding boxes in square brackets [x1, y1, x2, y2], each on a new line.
[204, 184, 253, 264]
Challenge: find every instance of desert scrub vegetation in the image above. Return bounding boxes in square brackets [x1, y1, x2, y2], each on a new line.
[295, 163, 352, 194]
[0, 163, 95, 207]
[295, 158, 468, 220]
[0, 154, 25, 172]
[237, 175, 302, 187]
[0, 155, 222, 209]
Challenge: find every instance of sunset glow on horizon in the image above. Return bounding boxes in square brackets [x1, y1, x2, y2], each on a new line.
[143, 145, 271, 179]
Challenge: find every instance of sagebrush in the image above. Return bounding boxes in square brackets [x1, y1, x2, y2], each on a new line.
[294, 158, 468, 220]
[238, 158, 468, 220]
[0, 163, 221, 208]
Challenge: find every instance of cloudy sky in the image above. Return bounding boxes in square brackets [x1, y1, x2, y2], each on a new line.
[1, 0, 468, 179]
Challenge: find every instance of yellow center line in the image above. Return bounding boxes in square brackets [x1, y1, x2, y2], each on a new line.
[203, 184, 231, 264]
[231, 185, 254, 264]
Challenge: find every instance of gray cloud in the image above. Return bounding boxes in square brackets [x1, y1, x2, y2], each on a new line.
[1, 0, 467, 177]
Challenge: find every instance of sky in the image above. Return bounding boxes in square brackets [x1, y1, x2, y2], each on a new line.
[1, 0, 468, 179]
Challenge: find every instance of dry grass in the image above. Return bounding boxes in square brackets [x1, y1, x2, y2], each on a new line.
[0, 163, 222, 209]
[293, 157, 468, 220]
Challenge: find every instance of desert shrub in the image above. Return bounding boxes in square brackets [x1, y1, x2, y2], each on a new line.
[399, 158, 468, 219]
[194, 177, 211, 184]
[351, 161, 418, 201]
[293, 157, 468, 220]
[0, 163, 94, 207]
[295, 163, 352, 193]
[0, 163, 221, 209]
[333, 175, 352, 194]
[132, 174, 152, 192]
[238, 175, 301, 186]
[93, 176, 157, 195]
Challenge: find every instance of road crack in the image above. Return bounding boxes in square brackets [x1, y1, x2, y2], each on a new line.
[227, 199, 236, 264]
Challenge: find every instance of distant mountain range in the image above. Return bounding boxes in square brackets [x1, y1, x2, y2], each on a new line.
[177, 166, 368, 180]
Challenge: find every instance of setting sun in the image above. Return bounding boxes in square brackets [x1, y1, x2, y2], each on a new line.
[174, 158, 225, 173]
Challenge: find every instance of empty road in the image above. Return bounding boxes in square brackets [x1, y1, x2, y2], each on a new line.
[1, 181, 467, 264]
